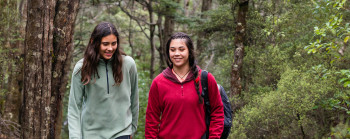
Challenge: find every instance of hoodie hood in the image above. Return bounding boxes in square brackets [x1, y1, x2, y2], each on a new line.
[162, 66, 202, 84]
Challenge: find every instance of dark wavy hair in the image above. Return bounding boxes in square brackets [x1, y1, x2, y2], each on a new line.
[80, 22, 125, 85]
[165, 32, 203, 103]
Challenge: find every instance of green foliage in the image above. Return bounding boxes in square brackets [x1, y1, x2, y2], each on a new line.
[134, 68, 152, 139]
[329, 119, 350, 138]
[304, 0, 350, 116]
[244, 45, 288, 89]
[210, 46, 233, 90]
[194, 4, 234, 34]
[231, 68, 340, 138]
[305, 0, 349, 59]
[155, 0, 181, 15]
[226, 1, 350, 138]
[338, 69, 350, 88]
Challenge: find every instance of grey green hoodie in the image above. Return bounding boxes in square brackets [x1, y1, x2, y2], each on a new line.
[68, 55, 138, 139]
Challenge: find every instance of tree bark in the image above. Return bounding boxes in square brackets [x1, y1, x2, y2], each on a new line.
[50, 0, 80, 138]
[231, 0, 249, 96]
[21, 0, 79, 138]
[157, 0, 179, 72]
[21, 0, 56, 138]
[196, 0, 212, 66]
[148, 0, 156, 79]
[160, 13, 175, 69]
[156, 14, 164, 71]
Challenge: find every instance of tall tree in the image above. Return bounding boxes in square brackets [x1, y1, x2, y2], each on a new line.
[231, 0, 249, 96]
[50, 0, 80, 138]
[157, 0, 180, 72]
[196, 0, 212, 65]
[21, 0, 79, 138]
[147, 0, 156, 79]
[21, 0, 56, 137]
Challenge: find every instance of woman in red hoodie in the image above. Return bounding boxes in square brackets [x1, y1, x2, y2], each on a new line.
[145, 32, 224, 139]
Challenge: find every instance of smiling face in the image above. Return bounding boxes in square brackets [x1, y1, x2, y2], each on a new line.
[99, 34, 118, 60]
[169, 39, 190, 69]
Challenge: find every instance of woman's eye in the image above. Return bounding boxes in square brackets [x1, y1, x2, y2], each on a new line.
[112, 42, 117, 46]
[170, 49, 175, 52]
[102, 43, 109, 46]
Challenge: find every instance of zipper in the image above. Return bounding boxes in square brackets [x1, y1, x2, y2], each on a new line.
[181, 84, 183, 96]
[105, 61, 110, 94]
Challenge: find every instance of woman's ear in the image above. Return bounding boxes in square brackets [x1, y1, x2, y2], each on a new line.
[90, 39, 93, 44]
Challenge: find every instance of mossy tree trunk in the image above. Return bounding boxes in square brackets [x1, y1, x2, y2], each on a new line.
[231, 0, 249, 96]
[21, 0, 79, 138]
[50, 0, 80, 138]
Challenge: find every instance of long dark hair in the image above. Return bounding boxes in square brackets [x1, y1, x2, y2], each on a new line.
[80, 22, 125, 85]
[165, 32, 203, 103]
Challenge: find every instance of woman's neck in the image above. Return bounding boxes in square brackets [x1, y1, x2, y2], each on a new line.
[172, 65, 190, 75]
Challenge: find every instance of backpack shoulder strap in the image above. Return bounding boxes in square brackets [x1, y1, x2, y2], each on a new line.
[201, 70, 210, 139]
[201, 70, 209, 106]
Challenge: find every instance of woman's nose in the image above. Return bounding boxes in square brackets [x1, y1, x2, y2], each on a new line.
[107, 45, 113, 51]
[175, 50, 180, 55]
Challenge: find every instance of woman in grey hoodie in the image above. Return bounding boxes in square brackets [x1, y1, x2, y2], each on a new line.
[68, 22, 139, 139]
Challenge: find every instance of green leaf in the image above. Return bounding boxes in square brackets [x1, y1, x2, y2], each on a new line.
[345, 81, 350, 88]
[333, 3, 338, 8]
[345, 36, 349, 43]
[345, 100, 350, 106]
[331, 29, 336, 35]
[339, 78, 349, 83]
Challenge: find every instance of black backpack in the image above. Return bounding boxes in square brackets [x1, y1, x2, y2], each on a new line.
[201, 70, 233, 139]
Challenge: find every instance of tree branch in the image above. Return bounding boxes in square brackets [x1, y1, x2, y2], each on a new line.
[118, 1, 156, 25]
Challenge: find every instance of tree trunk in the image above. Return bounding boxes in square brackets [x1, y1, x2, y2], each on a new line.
[184, 0, 190, 17]
[21, 0, 56, 138]
[21, 0, 79, 138]
[230, 0, 249, 96]
[157, 14, 164, 71]
[160, 14, 175, 68]
[158, 0, 179, 72]
[196, 0, 212, 66]
[50, 0, 80, 138]
[148, 0, 156, 79]
[201, 0, 212, 19]
[128, 1, 135, 57]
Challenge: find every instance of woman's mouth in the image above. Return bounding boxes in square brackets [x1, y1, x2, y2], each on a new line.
[174, 58, 182, 62]
[105, 52, 113, 57]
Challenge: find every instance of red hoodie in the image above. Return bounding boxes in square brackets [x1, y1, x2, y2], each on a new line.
[145, 67, 224, 139]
